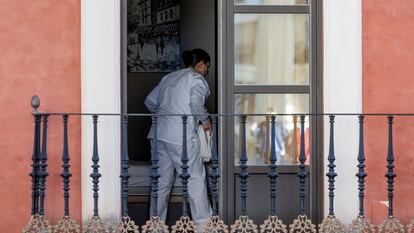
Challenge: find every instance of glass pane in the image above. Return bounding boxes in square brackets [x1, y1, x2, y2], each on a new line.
[234, 94, 310, 166]
[234, 14, 309, 85]
[235, 0, 308, 5]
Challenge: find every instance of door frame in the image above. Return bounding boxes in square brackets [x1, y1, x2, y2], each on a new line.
[84, 0, 363, 226]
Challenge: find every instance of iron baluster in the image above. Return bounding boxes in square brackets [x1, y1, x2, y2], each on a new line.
[386, 115, 396, 217]
[38, 114, 49, 216]
[51, 114, 81, 232]
[209, 116, 219, 216]
[327, 115, 337, 216]
[202, 116, 230, 232]
[151, 115, 160, 216]
[356, 115, 367, 216]
[121, 116, 130, 217]
[113, 118, 138, 233]
[269, 115, 279, 216]
[349, 115, 374, 233]
[377, 115, 403, 233]
[181, 116, 190, 217]
[23, 96, 52, 233]
[230, 115, 257, 233]
[289, 115, 317, 233]
[91, 115, 102, 217]
[83, 114, 109, 232]
[240, 115, 249, 216]
[30, 114, 41, 215]
[298, 115, 307, 215]
[62, 115, 72, 216]
[142, 117, 166, 233]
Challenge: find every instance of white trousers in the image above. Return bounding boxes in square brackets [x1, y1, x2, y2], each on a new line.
[150, 138, 212, 231]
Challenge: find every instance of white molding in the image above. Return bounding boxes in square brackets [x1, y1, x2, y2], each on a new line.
[81, 0, 121, 224]
[323, 0, 362, 225]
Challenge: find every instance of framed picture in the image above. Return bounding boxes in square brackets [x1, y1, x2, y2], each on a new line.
[128, 0, 181, 72]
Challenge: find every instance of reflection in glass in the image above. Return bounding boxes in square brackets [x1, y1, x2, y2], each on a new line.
[235, 0, 308, 5]
[234, 14, 309, 85]
[234, 94, 310, 166]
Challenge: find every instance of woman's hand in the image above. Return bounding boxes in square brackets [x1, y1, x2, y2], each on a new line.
[202, 120, 212, 136]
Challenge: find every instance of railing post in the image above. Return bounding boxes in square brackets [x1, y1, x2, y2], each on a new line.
[289, 115, 315, 233]
[260, 115, 287, 233]
[91, 115, 101, 217]
[210, 116, 220, 216]
[378, 115, 404, 233]
[34, 114, 42, 217]
[83, 115, 109, 232]
[350, 115, 375, 232]
[142, 115, 168, 233]
[113, 115, 139, 233]
[386, 115, 395, 217]
[319, 115, 345, 232]
[357, 115, 367, 216]
[298, 115, 307, 216]
[31, 114, 41, 216]
[121, 115, 130, 218]
[181, 115, 190, 218]
[54, 114, 81, 232]
[269, 115, 278, 216]
[151, 115, 160, 217]
[231, 115, 257, 232]
[23, 96, 52, 233]
[38, 114, 49, 216]
[172, 115, 198, 233]
[240, 115, 248, 216]
[202, 116, 228, 232]
[327, 115, 337, 216]
[62, 115, 71, 217]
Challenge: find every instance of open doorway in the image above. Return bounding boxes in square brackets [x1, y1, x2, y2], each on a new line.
[123, 0, 217, 226]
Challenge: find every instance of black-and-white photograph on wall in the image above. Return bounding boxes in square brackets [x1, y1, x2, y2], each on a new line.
[128, 0, 180, 72]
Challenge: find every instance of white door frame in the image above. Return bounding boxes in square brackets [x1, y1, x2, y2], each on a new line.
[81, 0, 122, 224]
[323, 0, 362, 225]
[80, 0, 362, 226]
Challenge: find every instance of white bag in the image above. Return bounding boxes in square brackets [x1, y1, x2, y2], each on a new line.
[197, 125, 212, 162]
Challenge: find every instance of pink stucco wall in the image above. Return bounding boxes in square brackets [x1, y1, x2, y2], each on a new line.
[0, 0, 81, 231]
[363, 0, 414, 225]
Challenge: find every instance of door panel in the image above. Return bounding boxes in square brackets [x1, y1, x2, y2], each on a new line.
[224, 0, 320, 224]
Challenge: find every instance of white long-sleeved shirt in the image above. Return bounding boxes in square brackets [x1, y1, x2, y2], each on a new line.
[145, 68, 210, 145]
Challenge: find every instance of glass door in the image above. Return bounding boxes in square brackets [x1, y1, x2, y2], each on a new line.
[224, 0, 322, 224]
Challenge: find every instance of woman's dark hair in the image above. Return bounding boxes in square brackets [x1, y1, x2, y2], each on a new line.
[182, 49, 210, 68]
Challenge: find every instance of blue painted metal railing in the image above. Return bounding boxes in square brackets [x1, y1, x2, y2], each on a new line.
[121, 116, 130, 218]
[210, 116, 220, 217]
[30, 114, 41, 216]
[268, 115, 279, 216]
[180, 115, 190, 218]
[150, 115, 160, 217]
[386, 115, 396, 217]
[239, 115, 249, 216]
[298, 115, 307, 216]
[91, 115, 102, 218]
[61, 115, 72, 217]
[356, 115, 367, 217]
[327, 115, 337, 216]
[26, 96, 414, 232]
[38, 115, 49, 217]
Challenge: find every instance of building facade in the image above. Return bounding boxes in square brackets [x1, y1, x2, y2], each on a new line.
[1, 0, 414, 232]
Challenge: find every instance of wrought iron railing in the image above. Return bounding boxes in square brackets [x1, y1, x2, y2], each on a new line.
[23, 95, 414, 233]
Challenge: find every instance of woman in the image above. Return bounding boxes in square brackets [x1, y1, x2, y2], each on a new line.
[145, 49, 212, 231]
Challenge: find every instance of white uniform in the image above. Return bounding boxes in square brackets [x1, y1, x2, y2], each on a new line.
[145, 68, 212, 230]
